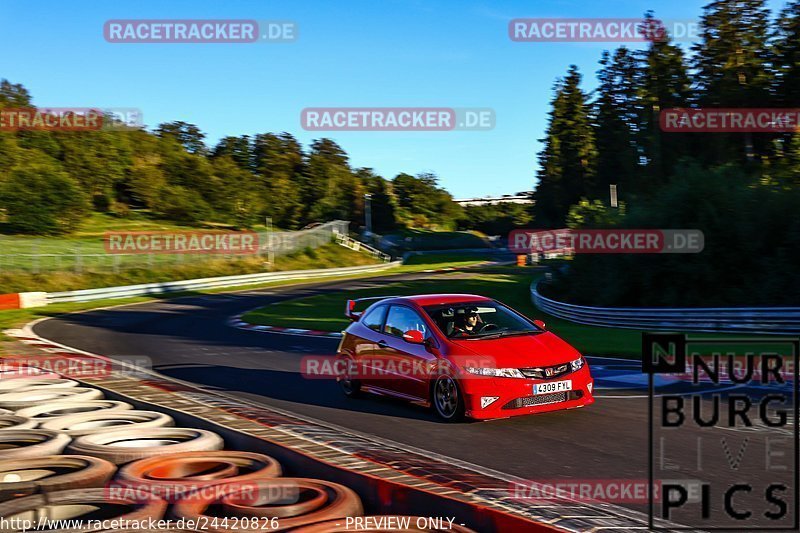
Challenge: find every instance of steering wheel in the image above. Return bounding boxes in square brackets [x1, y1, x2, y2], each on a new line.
[476, 323, 500, 333]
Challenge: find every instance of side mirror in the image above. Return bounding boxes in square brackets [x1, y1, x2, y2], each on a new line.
[533, 319, 546, 330]
[402, 330, 425, 344]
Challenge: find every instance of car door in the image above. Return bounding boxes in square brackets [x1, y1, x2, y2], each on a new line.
[374, 305, 437, 400]
[353, 304, 388, 388]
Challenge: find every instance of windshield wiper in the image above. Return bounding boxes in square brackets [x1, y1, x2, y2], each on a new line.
[465, 330, 539, 340]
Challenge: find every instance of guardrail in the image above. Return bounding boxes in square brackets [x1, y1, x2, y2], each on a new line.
[45, 261, 402, 305]
[531, 281, 800, 334]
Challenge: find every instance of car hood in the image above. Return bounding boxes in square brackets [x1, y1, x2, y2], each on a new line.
[450, 331, 581, 368]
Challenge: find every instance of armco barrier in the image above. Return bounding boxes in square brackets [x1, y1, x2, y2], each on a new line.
[0, 292, 47, 310]
[43, 262, 402, 305]
[532, 281, 800, 334]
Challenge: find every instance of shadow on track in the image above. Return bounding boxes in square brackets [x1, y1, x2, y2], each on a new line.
[153, 362, 450, 423]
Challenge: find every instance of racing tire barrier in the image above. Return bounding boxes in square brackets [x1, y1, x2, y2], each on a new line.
[15, 400, 133, 422]
[0, 378, 79, 392]
[0, 387, 104, 410]
[0, 364, 59, 381]
[67, 428, 225, 465]
[0, 488, 167, 532]
[0, 455, 117, 502]
[40, 410, 175, 437]
[172, 478, 363, 531]
[116, 451, 282, 497]
[0, 429, 71, 460]
[0, 415, 38, 431]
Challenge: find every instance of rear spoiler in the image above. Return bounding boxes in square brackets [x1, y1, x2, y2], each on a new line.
[345, 296, 399, 321]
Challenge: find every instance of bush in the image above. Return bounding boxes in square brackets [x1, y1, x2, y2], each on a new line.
[0, 161, 89, 234]
[155, 186, 212, 224]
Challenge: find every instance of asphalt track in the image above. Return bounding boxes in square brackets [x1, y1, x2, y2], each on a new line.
[32, 270, 797, 527]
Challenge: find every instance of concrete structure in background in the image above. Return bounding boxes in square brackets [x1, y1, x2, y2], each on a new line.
[454, 191, 534, 207]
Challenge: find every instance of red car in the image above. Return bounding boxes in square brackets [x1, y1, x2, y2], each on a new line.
[336, 294, 594, 421]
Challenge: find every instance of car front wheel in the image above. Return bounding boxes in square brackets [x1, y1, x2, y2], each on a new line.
[432, 374, 464, 422]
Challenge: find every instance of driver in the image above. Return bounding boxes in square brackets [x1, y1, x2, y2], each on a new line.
[453, 309, 481, 336]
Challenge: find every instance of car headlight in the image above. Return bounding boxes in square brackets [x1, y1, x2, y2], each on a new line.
[570, 357, 585, 371]
[464, 367, 525, 378]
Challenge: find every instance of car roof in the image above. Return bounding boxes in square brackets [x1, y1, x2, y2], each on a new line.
[388, 294, 492, 307]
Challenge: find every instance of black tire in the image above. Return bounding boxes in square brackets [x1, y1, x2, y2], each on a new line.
[0, 455, 117, 502]
[337, 356, 362, 398]
[431, 374, 465, 422]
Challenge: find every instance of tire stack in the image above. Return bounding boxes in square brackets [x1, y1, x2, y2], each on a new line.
[0, 361, 475, 532]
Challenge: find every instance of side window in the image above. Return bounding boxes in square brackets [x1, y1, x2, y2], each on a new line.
[384, 306, 428, 337]
[361, 305, 387, 332]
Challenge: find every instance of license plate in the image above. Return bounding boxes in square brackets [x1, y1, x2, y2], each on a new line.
[533, 379, 572, 395]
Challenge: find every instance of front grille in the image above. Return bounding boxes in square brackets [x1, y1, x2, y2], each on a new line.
[502, 392, 567, 410]
[519, 363, 570, 380]
[502, 390, 583, 410]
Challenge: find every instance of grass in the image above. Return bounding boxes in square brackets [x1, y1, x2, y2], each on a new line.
[0, 253, 492, 343]
[243, 266, 644, 357]
[0, 243, 380, 293]
[243, 267, 764, 359]
[0, 212, 284, 273]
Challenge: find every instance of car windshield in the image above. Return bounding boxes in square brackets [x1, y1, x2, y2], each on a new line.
[423, 301, 541, 339]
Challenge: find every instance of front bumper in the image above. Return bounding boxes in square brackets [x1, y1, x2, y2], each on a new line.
[459, 366, 594, 420]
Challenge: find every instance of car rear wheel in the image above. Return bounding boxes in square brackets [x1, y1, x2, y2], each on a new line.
[432, 375, 464, 422]
[337, 357, 362, 398]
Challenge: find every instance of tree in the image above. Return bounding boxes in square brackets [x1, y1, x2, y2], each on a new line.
[637, 13, 693, 188]
[210, 155, 264, 227]
[0, 160, 89, 234]
[55, 130, 132, 211]
[691, 0, 774, 163]
[0, 79, 31, 107]
[593, 47, 641, 199]
[156, 121, 207, 155]
[459, 202, 532, 235]
[392, 172, 461, 229]
[532, 66, 597, 226]
[253, 133, 305, 228]
[212, 135, 252, 171]
[304, 139, 361, 223]
[358, 168, 397, 232]
[773, 0, 800, 107]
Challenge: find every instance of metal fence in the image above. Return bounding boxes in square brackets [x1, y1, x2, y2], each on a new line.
[531, 281, 800, 334]
[0, 221, 350, 273]
[335, 233, 391, 262]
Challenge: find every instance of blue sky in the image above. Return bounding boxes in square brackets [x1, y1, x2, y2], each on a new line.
[1, 0, 788, 198]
